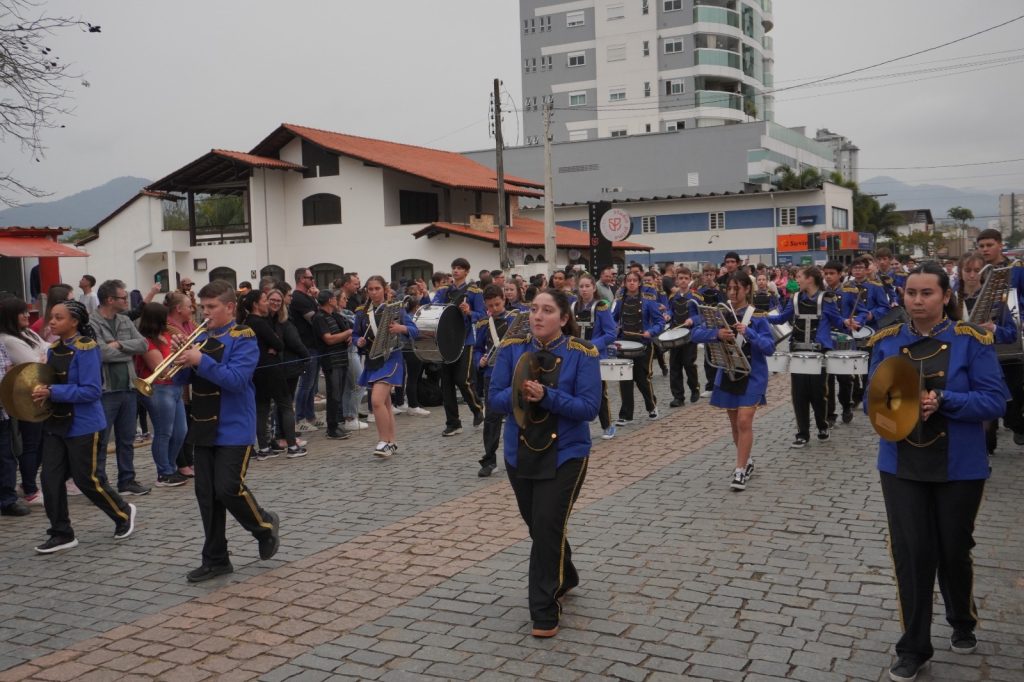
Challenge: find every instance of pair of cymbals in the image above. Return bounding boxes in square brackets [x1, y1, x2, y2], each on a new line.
[511, 352, 540, 430]
[0, 362, 55, 422]
[866, 355, 920, 441]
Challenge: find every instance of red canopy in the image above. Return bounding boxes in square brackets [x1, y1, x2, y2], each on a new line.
[0, 237, 87, 258]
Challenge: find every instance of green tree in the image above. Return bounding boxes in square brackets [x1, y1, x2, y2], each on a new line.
[947, 206, 974, 224]
[864, 201, 906, 238]
[773, 165, 823, 190]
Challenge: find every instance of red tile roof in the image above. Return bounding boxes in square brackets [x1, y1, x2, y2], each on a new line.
[414, 219, 651, 251]
[251, 123, 543, 197]
[210, 149, 305, 171]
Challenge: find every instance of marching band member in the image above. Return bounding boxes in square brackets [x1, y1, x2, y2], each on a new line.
[572, 274, 617, 439]
[823, 260, 868, 426]
[865, 263, 1008, 682]
[752, 272, 779, 313]
[431, 258, 485, 437]
[172, 281, 279, 582]
[474, 285, 520, 476]
[613, 271, 664, 425]
[692, 272, 775, 491]
[488, 289, 601, 638]
[875, 247, 903, 306]
[769, 266, 848, 447]
[974, 228, 1024, 446]
[354, 276, 419, 459]
[698, 264, 724, 397]
[643, 272, 671, 377]
[667, 268, 702, 407]
[849, 257, 892, 327]
[32, 301, 137, 553]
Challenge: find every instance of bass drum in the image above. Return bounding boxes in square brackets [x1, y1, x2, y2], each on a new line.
[411, 305, 466, 364]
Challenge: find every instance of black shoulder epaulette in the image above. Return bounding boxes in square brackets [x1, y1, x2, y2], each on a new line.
[49, 339, 62, 350]
[822, 290, 838, 300]
[954, 321, 993, 345]
[73, 337, 97, 350]
[690, 291, 704, 302]
[567, 338, 598, 357]
[595, 300, 610, 312]
[230, 324, 255, 338]
[866, 324, 902, 347]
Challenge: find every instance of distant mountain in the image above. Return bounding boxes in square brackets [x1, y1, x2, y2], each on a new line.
[0, 176, 152, 233]
[858, 175, 1005, 226]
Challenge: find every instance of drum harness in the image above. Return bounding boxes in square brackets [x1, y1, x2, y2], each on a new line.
[793, 292, 824, 352]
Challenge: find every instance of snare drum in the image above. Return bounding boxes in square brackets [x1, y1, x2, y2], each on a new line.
[766, 351, 790, 373]
[614, 340, 646, 359]
[789, 351, 824, 375]
[599, 359, 634, 382]
[768, 309, 793, 346]
[655, 327, 690, 350]
[851, 326, 874, 347]
[825, 350, 869, 375]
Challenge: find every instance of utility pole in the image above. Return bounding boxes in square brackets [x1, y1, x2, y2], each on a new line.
[493, 78, 510, 271]
[543, 99, 556, 274]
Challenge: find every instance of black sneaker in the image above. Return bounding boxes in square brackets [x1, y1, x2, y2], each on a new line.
[255, 447, 279, 461]
[442, 426, 463, 437]
[478, 463, 496, 477]
[269, 441, 286, 453]
[950, 630, 977, 654]
[473, 412, 485, 428]
[791, 437, 808, 449]
[286, 445, 308, 458]
[817, 428, 830, 442]
[669, 399, 684, 408]
[186, 562, 233, 583]
[1014, 431, 1024, 446]
[114, 503, 137, 539]
[745, 460, 754, 478]
[119, 480, 151, 496]
[258, 511, 280, 560]
[888, 655, 927, 681]
[325, 429, 349, 440]
[729, 469, 748, 491]
[1, 501, 30, 516]
[842, 409, 854, 424]
[35, 536, 78, 554]
[690, 390, 700, 404]
[155, 473, 188, 487]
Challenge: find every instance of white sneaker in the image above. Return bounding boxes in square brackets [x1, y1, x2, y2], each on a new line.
[701, 390, 713, 398]
[366, 413, 376, 423]
[407, 406, 431, 417]
[392, 405, 406, 415]
[373, 441, 388, 457]
[343, 419, 369, 431]
[296, 421, 317, 433]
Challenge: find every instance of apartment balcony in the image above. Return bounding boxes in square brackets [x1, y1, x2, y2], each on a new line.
[695, 48, 741, 70]
[695, 90, 742, 111]
[693, 5, 740, 29]
[762, 35, 773, 51]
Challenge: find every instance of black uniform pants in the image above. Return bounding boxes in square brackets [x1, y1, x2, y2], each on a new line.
[619, 345, 656, 419]
[320, 360, 347, 430]
[441, 345, 482, 429]
[507, 457, 588, 628]
[193, 444, 274, 568]
[40, 431, 131, 539]
[598, 382, 611, 430]
[791, 366, 828, 438]
[826, 372, 853, 420]
[669, 343, 699, 400]
[703, 355, 717, 392]
[880, 472, 984, 661]
[479, 375, 504, 468]
[999, 361, 1024, 434]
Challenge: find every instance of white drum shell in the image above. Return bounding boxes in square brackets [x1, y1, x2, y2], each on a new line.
[789, 351, 824, 375]
[825, 351, 869, 375]
[600, 359, 634, 382]
[766, 351, 790, 373]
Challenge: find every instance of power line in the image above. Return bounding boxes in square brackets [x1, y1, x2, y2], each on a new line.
[771, 47, 1024, 84]
[860, 171, 1024, 185]
[859, 158, 1024, 171]
[422, 118, 487, 146]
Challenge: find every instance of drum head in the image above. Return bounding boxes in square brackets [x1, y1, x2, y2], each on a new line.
[661, 328, 690, 342]
[435, 305, 466, 363]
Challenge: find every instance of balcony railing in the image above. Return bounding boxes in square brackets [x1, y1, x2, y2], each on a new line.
[695, 48, 741, 69]
[191, 223, 252, 246]
[696, 90, 742, 110]
[693, 6, 739, 29]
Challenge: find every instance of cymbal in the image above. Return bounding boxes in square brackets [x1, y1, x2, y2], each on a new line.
[866, 355, 920, 442]
[511, 351, 539, 430]
[0, 362, 55, 423]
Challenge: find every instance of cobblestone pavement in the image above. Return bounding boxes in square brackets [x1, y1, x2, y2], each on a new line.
[1, 369, 1022, 681]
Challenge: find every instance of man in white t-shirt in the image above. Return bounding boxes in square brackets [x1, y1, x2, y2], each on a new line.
[77, 275, 100, 315]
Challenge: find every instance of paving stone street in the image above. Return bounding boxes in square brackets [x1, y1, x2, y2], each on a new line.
[0, 370, 1022, 681]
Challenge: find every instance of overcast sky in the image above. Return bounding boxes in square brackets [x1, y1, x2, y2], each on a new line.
[3, 0, 1023, 204]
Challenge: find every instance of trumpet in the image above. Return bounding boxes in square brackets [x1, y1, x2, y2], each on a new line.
[133, 319, 209, 397]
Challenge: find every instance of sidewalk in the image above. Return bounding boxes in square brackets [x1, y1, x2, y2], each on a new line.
[0, 371, 1021, 681]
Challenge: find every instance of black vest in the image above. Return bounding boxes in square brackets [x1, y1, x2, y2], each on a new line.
[752, 291, 773, 313]
[44, 340, 76, 436]
[897, 335, 950, 482]
[620, 296, 643, 335]
[516, 346, 562, 480]
[186, 336, 226, 446]
[574, 300, 597, 340]
[792, 293, 823, 348]
[670, 295, 691, 325]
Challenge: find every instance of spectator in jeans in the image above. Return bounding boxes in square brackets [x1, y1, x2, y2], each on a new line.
[312, 290, 351, 440]
[337, 290, 367, 430]
[91, 279, 151, 496]
[289, 267, 321, 431]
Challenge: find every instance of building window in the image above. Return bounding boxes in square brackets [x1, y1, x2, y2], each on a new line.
[644, 81, 651, 97]
[541, 55, 552, 70]
[607, 44, 626, 61]
[523, 58, 532, 73]
[566, 10, 585, 27]
[399, 190, 439, 224]
[609, 87, 626, 102]
[664, 38, 683, 54]
[779, 207, 797, 226]
[663, 0, 682, 10]
[610, 129, 628, 137]
[642, 40, 650, 57]
[568, 51, 586, 67]
[667, 120, 685, 131]
[642, 0, 649, 14]
[607, 4, 625, 20]
[709, 212, 725, 230]
[580, 219, 589, 232]
[302, 193, 342, 226]
[833, 207, 849, 229]
[301, 140, 339, 178]
[642, 216, 657, 234]
[569, 91, 587, 107]
[310, 262, 343, 291]
[540, 15, 551, 31]
[645, 123, 652, 132]
[523, 19, 529, 33]
[569, 130, 589, 141]
[665, 78, 685, 95]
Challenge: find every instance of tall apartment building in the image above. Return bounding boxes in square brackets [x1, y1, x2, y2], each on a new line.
[999, 193, 1023, 239]
[814, 128, 860, 183]
[520, 0, 775, 144]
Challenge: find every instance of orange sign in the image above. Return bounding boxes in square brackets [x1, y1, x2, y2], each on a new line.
[777, 234, 808, 252]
